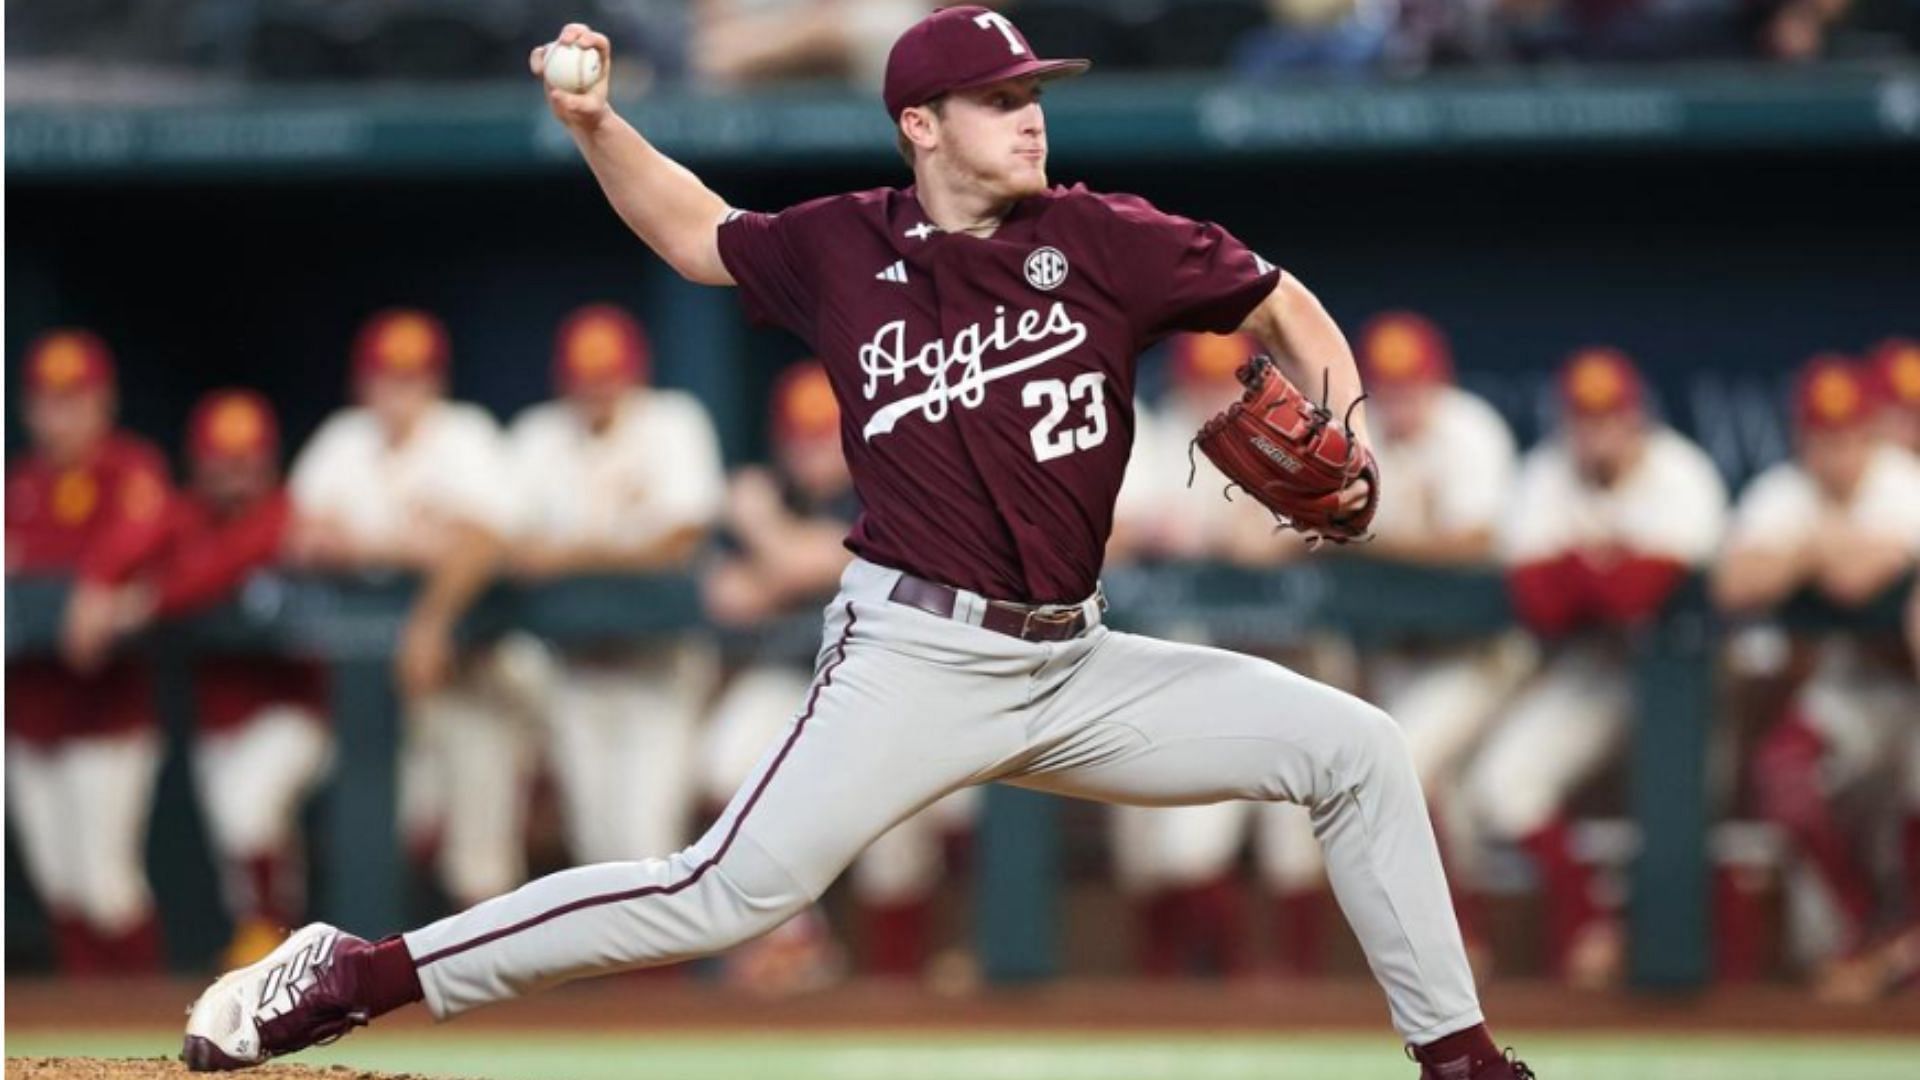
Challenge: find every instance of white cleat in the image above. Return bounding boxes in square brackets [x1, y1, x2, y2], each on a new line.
[181, 922, 372, 1071]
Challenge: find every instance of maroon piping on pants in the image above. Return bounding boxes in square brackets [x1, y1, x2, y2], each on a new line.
[413, 602, 859, 968]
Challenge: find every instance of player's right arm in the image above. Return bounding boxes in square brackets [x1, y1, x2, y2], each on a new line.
[1712, 467, 1816, 615]
[534, 24, 735, 287]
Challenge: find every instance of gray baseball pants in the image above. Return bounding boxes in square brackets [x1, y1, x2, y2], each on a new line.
[405, 558, 1483, 1042]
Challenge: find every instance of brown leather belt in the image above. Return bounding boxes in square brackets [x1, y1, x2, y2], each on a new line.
[888, 572, 1101, 643]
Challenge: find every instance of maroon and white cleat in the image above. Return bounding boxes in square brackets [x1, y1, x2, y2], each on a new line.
[1411, 1045, 1538, 1079]
[182, 923, 373, 1071]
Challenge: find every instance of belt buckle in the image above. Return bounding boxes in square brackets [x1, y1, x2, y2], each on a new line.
[1019, 605, 1079, 641]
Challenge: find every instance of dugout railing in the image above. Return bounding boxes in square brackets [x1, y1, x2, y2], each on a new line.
[4, 565, 1909, 989]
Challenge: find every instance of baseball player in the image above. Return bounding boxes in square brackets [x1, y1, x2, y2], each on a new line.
[285, 308, 525, 909]
[1714, 356, 1920, 1000]
[93, 389, 334, 968]
[7, 329, 172, 973]
[186, 11, 1530, 1078]
[507, 303, 725, 868]
[1470, 347, 1728, 987]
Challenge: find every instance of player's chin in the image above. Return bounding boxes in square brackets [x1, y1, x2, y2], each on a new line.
[1004, 160, 1048, 197]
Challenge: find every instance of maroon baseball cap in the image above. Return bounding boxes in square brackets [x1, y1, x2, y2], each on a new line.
[883, 6, 1090, 120]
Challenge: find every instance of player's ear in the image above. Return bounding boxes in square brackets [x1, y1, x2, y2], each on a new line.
[900, 104, 939, 155]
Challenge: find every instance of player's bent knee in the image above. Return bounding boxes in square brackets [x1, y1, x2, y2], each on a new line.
[1338, 699, 1414, 776]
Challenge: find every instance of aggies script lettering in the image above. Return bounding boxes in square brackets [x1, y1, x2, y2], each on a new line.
[858, 301, 1089, 441]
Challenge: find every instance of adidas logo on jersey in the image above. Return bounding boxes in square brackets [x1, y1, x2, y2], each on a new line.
[875, 261, 909, 284]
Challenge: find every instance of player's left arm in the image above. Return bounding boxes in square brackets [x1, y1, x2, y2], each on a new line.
[1237, 274, 1372, 449]
[525, 525, 708, 576]
[398, 520, 504, 698]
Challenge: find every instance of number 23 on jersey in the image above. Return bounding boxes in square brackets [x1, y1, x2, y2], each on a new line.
[1024, 372, 1108, 463]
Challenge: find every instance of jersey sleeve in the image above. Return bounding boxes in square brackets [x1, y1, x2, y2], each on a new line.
[647, 397, 727, 530]
[154, 494, 291, 618]
[1622, 437, 1728, 565]
[427, 413, 520, 537]
[1430, 396, 1519, 535]
[1727, 466, 1814, 554]
[1098, 193, 1281, 342]
[288, 415, 356, 521]
[1500, 447, 1576, 565]
[1861, 449, 1920, 554]
[502, 408, 559, 541]
[715, 198, 837, 339]
[77, 445, 174, 584]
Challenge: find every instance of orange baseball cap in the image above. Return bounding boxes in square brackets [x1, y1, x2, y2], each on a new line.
[1866, 336, 1920, 412]
[553, 303, 650, 392]
[1357, 311, 1453, 386]
[1558, 346, 1644, 418]
[771, 361, 840, 443]
[188, 389, 280, 464]
[1168, 332, 1258, 390]
[1791, 354, 1871, 432]
[24, 329, 116, 397]
[351, 308, 450, 387]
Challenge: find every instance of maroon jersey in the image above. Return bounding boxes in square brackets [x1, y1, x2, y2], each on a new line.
[718, 184, 1279, 602]
[151, 490, 329, 735]
[5, 432, 172, 744]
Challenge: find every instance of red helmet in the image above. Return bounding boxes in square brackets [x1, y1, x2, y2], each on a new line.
[24, 328, 115, 397]
[352, 308, 450, 387]
[1558, 346, 1644, 418]
[1866, 336, 1920, 413]
[553, 303, 650, 393]
[189, 388, 280, 464]
[1791, 354, 1871, 433]
[771, 360, 840, 444]
[1356, 311, 1453, 386]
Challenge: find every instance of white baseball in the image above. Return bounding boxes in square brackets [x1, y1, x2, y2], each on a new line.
[543, 42, 604, 94]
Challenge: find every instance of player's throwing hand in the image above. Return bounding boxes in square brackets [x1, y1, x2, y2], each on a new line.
[531, 24, 611, 131]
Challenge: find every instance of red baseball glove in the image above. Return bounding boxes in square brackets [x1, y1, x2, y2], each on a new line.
[1192, 355, 1380, 544]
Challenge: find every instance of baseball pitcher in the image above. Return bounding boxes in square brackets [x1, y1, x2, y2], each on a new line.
[186, 11, 1530, 1078]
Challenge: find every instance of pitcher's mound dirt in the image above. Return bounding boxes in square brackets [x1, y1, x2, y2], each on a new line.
[7, 1061, 435, 1080]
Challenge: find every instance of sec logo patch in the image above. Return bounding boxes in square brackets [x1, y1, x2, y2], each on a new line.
[1024, 247, 1068, 291]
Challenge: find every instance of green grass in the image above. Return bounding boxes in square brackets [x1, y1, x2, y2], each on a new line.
[10, 1030, 1920, 1080]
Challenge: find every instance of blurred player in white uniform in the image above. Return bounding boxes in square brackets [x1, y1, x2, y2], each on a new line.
[703, 361, 971, 979]
[1715, 355, 1920, 999]
[288, 309, 524, 908]
[507, 304, 725, 867]
[1470, 346, 1728, 986]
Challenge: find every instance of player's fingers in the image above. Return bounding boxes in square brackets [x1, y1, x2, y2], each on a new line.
[529, 44, 548, 76]
[572, 29, 611, 54]
[556, 22, 588, 44]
